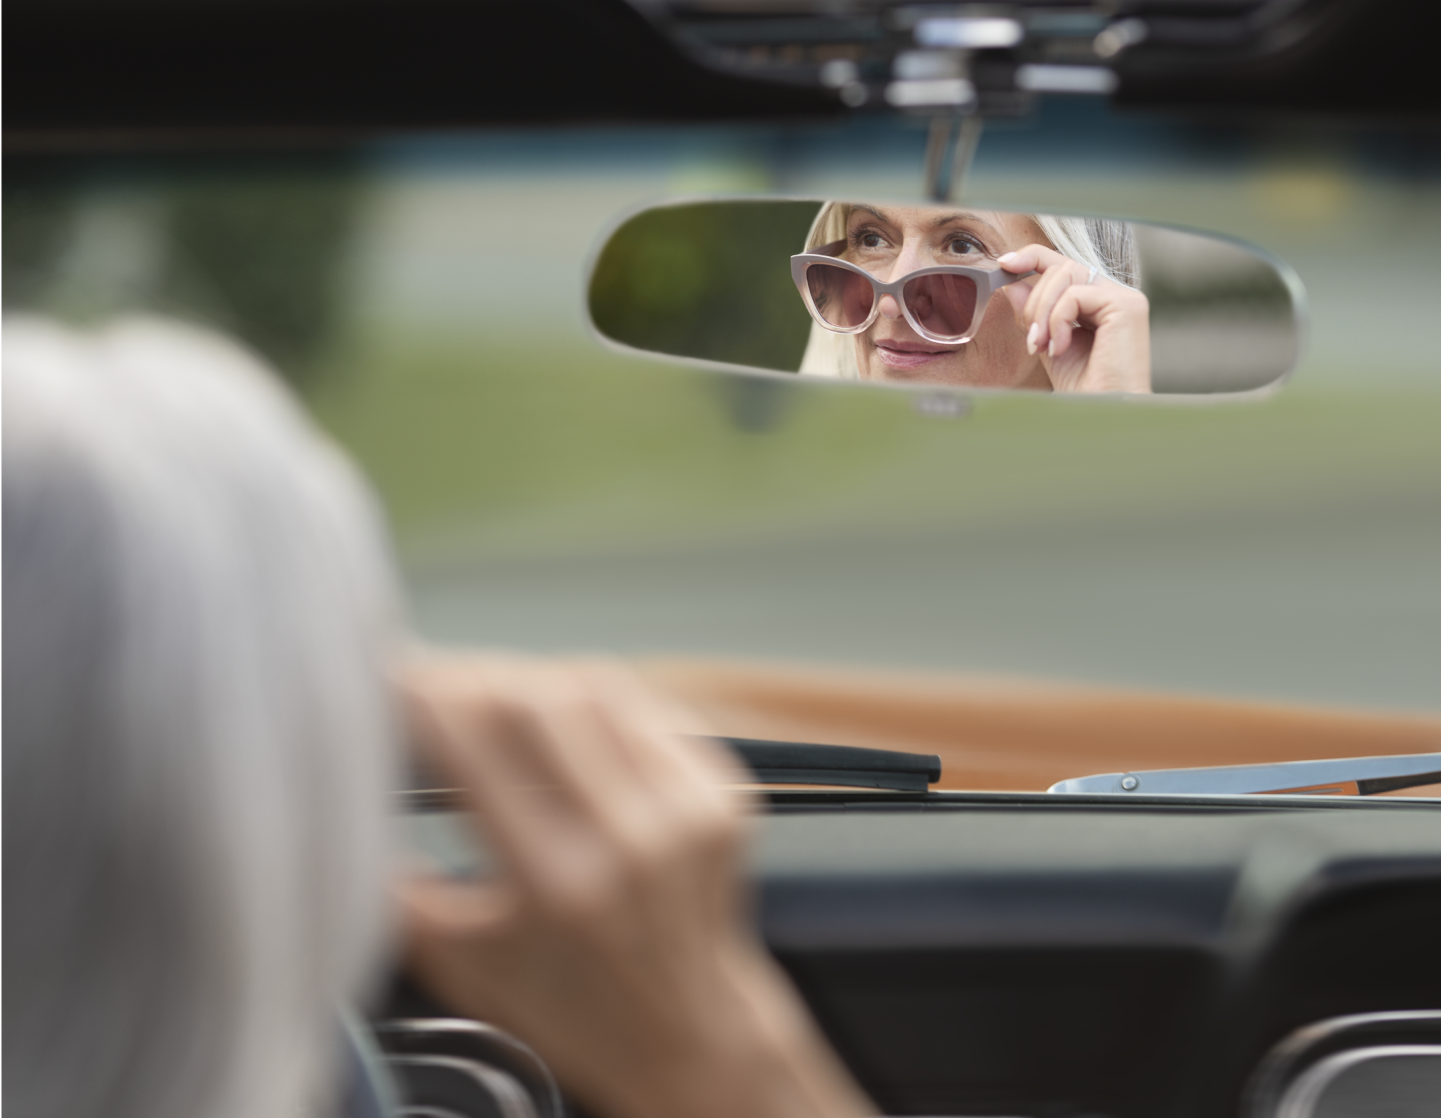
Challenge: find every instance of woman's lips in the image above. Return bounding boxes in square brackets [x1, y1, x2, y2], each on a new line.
[873, 339, 961, 370]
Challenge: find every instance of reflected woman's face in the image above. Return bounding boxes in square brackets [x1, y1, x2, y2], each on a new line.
[841, 204, 1049, 389]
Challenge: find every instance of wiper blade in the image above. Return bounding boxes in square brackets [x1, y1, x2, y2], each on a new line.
[1048, 752, 1441, 797]
[717, 737, 942, 793]
[401, 737, 942, 810]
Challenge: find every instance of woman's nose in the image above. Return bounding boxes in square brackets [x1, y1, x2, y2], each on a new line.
[886, 244, 927, 281]
[878, 293, 903, 319]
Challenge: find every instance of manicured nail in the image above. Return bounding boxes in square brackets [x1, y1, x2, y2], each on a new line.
[1048, 338, 1056, 357]
[1026, 322, 1040, 354]
[998, 252, 1016, 264]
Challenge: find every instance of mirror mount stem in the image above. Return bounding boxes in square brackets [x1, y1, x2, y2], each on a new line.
[924, 112, 984, 203]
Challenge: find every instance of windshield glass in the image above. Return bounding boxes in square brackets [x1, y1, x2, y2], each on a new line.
[7, 103, 1439, 796]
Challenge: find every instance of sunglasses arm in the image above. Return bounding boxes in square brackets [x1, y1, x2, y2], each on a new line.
[992, 269, 1037, 290]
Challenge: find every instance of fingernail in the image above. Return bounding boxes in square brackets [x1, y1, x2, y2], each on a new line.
[1026, 322, 1039, 355]
[1047, 338, 1055, 357]
[998, 252, 1016, 264]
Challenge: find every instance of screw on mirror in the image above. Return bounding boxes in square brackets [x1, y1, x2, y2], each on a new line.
[923, 112, 984, 203]
[914, 392, 971, 419]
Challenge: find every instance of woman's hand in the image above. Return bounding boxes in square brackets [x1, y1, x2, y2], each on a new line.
[1000, 245, 1151, 394]
[397, 654, 873, 1118]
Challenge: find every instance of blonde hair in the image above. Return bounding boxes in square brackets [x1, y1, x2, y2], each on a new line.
[797, 202, 1138, 378]
[4, 317, 400, 1118]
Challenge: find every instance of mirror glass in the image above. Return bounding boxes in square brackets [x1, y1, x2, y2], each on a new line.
[588, 199, 1302, 396]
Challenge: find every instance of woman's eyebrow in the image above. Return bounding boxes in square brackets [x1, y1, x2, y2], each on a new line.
[932, 211, 1000, 233]
[853, 204, 893, 224]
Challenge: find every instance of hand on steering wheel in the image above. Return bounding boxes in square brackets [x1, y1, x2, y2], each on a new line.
[397, 654, 872, 1118]
[999, 244, 1151, 394]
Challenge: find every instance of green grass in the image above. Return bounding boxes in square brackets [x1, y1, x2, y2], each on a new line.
[304, 326, 1441, 571]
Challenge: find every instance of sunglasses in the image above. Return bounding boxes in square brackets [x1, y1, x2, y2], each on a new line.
[791, 239, 1034, 345]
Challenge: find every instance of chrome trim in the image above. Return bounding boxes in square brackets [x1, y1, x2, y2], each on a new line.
[1049, 752, 1441, 796]
[375, 1019, 563, 1118]
[1274, 1045, 1441, 1118]
[387, 1055, 538, 1118]
[1245, 1010, 1441, 1118]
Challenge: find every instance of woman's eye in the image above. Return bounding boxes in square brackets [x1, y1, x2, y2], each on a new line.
[857, 232, 885, 249]
[947, 238, 981, 256]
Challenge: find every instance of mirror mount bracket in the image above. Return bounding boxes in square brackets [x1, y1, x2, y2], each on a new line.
[923, 111, 984, 203]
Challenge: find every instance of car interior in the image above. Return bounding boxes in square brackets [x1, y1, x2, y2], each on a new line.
[7, 2, 1439, 1117]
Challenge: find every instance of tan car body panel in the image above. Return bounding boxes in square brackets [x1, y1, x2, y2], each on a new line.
[638, 658, 1441, 796]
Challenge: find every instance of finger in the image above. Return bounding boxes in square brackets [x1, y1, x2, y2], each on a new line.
[565, 661, 751, 918]
[558, 660, 749, 878]
[1047, 289, 1084, 358]
[573, 660, 746, 795]
[401, 662, 626, 891]
[417, 657, 649, 826]
[997, 243, 1069, 275]
[1046, 294, 1077, 359]
[998, 244, 1088, 351]
[463, 662, 736, 913]
[506, 666, 673, 845]
[1023, 264, 1086, 353]
[405, 656, 747, 921]
[1046, 284, 1118, 358]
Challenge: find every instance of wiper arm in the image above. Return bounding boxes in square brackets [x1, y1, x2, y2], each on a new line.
[1049, 752, 1441, 797]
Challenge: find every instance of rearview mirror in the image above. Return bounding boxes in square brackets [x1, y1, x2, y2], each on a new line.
[587, 199, 1304, 397]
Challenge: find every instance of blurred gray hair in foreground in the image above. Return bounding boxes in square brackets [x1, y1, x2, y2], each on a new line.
[3, 317, 401, 1118]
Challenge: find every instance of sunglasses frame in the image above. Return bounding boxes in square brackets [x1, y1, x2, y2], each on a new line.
[790, 246, 1035, 345]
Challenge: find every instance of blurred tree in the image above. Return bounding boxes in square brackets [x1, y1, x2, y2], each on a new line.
[589, 200, 821, 373]
[2, 180, 79, 309]
[2, 158, 362, 390]
[159, 163, 362, 385]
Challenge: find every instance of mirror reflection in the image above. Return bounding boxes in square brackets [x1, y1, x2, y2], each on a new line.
[588, 200, 1302, 396]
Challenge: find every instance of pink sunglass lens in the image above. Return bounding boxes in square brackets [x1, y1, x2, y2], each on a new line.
[806, 263, 874, 329]
[903, 272, 979, 339]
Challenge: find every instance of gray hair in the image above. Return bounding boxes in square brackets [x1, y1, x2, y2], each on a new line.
[798, 202, 1138, 377]
[3, 317, 401, 1118]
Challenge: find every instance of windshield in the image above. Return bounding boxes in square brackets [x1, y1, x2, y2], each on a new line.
[7, 102, 1439, 796]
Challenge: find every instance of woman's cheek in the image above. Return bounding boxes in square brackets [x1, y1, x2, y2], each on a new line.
[979, 296, 1022, 352]
[852, 335, 876, 380]
[977, 299, 1031, 387]
[1001, 282, 1034, 332]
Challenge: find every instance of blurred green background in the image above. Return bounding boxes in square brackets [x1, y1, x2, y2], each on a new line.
[589, 199, 820, 371]
[5, 103, 1439, 712]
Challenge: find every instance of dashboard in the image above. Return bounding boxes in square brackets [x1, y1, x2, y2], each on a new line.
[385, 792, 1441, 1118]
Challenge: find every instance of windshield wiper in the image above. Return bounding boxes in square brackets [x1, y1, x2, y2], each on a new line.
[717, 737, 942, 793]
[1049, 752, 1441, 797]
